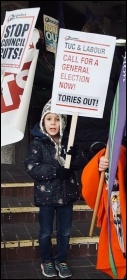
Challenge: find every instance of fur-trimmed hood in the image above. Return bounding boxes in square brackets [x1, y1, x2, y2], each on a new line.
[40, 99, 67, 136]
[39, 99, 67, 166]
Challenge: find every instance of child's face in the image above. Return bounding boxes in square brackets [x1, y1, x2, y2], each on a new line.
[44, 113, 60, 136]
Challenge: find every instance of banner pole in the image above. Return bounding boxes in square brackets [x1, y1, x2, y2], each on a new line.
[89, 145, 109, 237]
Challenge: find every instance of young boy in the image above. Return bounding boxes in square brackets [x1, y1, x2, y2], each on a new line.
[25, 99, 87, 278]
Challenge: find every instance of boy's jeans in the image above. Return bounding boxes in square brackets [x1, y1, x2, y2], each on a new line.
[38, 204, 73, 263]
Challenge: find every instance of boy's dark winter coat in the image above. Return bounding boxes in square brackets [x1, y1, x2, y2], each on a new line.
[25, 124, 80, 206]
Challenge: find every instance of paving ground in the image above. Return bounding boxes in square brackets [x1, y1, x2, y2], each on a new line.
[1, 256, 112, 279]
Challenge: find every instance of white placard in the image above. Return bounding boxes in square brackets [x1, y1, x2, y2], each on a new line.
[51, 28, 116, 118]
[1, 7, 40, 73]
[1, 29, 39, 147]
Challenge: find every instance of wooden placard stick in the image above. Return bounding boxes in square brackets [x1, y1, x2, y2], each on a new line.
[89, 145, 109, 237]
[64, 112, 78, 169]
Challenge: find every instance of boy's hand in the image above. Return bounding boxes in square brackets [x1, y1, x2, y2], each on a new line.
[67, 145, 78, 157]
[56, 167, 71, 179]
[99, 156, 109, 171]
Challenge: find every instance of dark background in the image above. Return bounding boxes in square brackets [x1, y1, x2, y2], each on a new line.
[28, 1, 87, 31]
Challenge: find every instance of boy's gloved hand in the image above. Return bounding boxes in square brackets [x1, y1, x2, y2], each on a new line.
[67, 144, 78, 158]
[67, 145, 88, 171]
[56, 167, 71, 179]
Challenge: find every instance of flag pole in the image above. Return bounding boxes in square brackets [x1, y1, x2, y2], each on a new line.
[89, 145, 109, 237]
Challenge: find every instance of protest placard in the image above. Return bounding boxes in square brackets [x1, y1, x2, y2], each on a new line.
[51, 28, 116, 118]
[1, 28, 40, 147]
[1, 7, 40, 73]
[51, 28, 116, 167]
[43, 14, 59, 53]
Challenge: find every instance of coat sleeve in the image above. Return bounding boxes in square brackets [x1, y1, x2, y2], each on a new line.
[25, 139, 57, 182]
